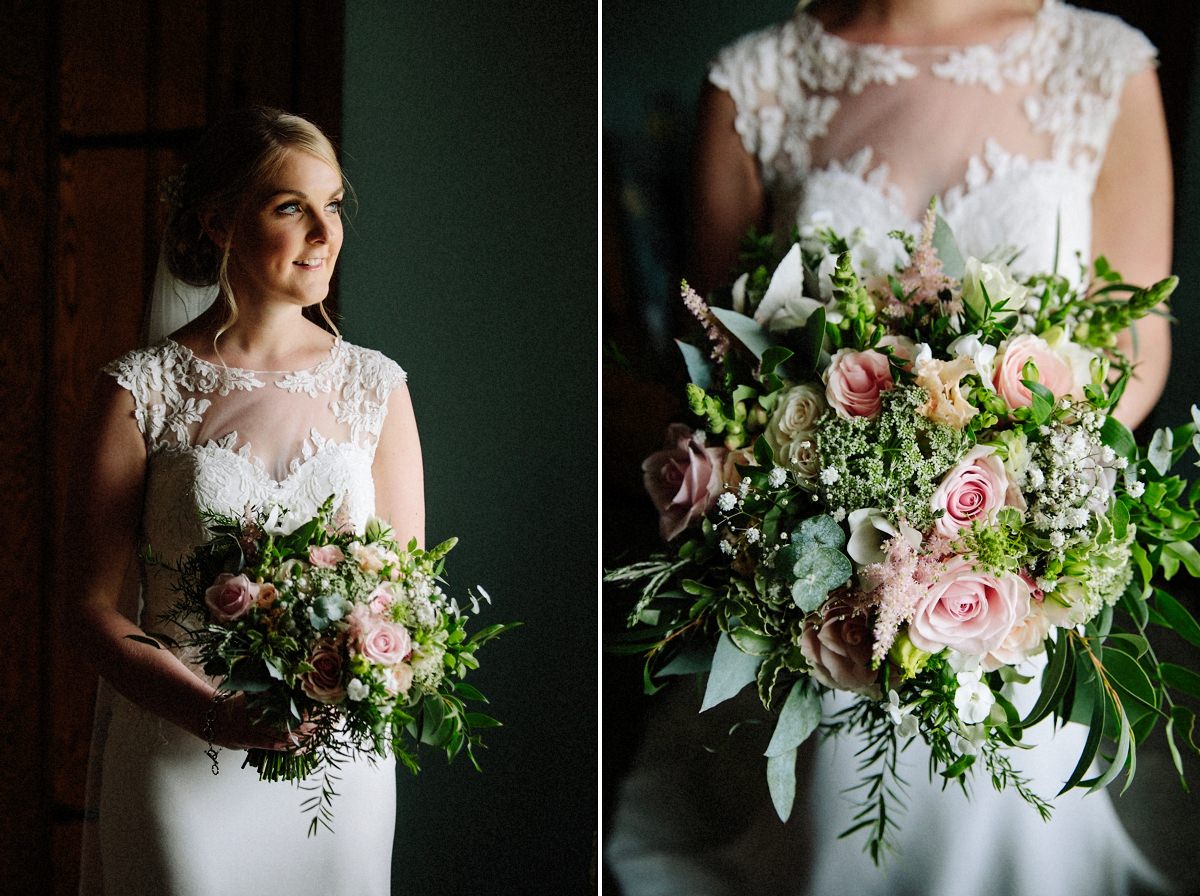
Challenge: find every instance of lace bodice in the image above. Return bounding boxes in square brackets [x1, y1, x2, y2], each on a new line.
[102, 337, 407, 628]
[709, 0, 1155, 278]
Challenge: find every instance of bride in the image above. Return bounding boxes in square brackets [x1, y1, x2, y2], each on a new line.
[607, 1, 1175, 894]
[73, 107, 420, 894]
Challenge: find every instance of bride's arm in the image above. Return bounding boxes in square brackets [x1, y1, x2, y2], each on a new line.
[1092, 67, 1174, 430]
[373, 382, 425, 549]
[69, 376, 292, 750]
[690, 82, 768, 295]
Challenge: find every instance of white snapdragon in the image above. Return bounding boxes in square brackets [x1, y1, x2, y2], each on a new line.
[346, 678, 369, 702]
[947, 334, 997, 388]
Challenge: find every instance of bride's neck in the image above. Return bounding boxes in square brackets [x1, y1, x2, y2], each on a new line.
[816, 0, 1039, 44]
[190, 299, 327, 367]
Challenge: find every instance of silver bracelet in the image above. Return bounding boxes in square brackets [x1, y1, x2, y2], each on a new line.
[202, 692, 231, 775]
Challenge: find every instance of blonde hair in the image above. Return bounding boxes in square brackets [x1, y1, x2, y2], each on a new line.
[163, 107, 346, 351]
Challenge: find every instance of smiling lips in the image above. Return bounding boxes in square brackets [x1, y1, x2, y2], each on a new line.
[293, 258, 327, 269]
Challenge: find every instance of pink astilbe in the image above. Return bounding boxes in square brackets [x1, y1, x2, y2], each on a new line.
[681, 282, 730, 360]
[896, 206, 954, 310]
[862, 533, 951, 665]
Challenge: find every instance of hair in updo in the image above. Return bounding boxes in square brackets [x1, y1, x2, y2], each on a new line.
[163, 106, 345, 339]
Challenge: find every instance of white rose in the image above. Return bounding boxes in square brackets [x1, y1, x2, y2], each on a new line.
[764, 384, 827, 476]
[983, 600, 1053, 671]
[1042, 328, 1097, 395]
[962, 257, 1029, 316]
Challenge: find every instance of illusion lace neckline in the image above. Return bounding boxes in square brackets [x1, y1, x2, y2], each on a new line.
[799, 0, 1053, 54]
[165, 335, 343, 375]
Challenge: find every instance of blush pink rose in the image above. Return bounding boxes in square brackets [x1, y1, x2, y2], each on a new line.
[204, 573, 259, 623]
[308, 544, 345, 568]
[908, 557, 1031, 656]
[930, 446, 1026, 538]
[301, 642, 346, 704]
[799, 603, 879, 696]
[992, 334, 1075, 409]
[368, 583, 395, 615]
[641, 424, 725, 541]
[349, 605, 412, 665]
[825, 349, 894, 420]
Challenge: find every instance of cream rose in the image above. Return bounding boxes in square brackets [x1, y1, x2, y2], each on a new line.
[930, 445, 1026, 538]
[764, 384, 827, 473]
[914, 355, 978, 429]
[204, 573, 259, 623]
[824, 349, 894, 420]
[993, 334, 1076, 409]
[983, 599, 1052, 671]
[909, 557, 1031, 656]
[641, 424, 725, 541]
[384, 663, 415, 696]
[799, 603, 879, 696]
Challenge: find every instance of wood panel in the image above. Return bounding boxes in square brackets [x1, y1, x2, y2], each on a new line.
[59, 0, 148, 136]
[0, 1, 52, 890]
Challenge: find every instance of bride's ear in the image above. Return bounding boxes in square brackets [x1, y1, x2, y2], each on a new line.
[200, 210, 232, 250]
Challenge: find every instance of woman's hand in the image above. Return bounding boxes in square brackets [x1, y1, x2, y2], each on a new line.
[207, 693, 308, 752]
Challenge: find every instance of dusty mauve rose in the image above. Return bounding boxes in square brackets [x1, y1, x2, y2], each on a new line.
[930, 446, 1026, 538]
[204, 573, 259, 623]
[993, 334, 1075, 409]
[800, 603, 880, 696]
[914, 355, 978, 429]
[308, 544, 345, 568]
[720, 445, 757, 491]
[641, 424, 725, 541]
[824, 349, 894, 420]
[301, 642, 346, 703]
[909, 556, 1031, 656]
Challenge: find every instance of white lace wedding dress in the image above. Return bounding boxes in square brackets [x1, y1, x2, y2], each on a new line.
[80, 336, 406, 896]
[607, 3, 1172, 894]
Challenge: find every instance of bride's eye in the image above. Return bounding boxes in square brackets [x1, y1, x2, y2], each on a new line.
[326, 199, 344, 214]
[275, 201, 303, 216]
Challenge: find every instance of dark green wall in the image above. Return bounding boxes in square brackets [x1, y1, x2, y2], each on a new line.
[342, 5, 597, 892]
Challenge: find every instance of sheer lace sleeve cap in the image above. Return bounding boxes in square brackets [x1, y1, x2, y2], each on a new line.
[330, 344, 408, 446]
[101, 341, 204, 449]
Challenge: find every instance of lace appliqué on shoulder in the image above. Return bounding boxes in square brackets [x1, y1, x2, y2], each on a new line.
[329, 346, 408, 446]
[709, 15, 916, 189]
[102, 341, 264, 449]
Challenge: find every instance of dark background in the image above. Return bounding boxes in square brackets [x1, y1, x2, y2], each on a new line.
[603, 1, 1200, 893]
[0, 1, 597, 893]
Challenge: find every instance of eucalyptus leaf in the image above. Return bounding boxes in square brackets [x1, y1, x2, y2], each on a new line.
[790, 549, 853, 612]
[1102, 649, 1158, 710]
[710, 307, 773, 361]
[656, 642, 715, 678]
[1153, 590, 1200, 648]
[675, 340, 713, 391]
[765, 681, 822, 757]
[933, 214, 966, 279]
[1160, 662, 1200, 699]
[700, 634, 764, 712]
[799, 514, 846, 549]
[766, 748, 798, 822]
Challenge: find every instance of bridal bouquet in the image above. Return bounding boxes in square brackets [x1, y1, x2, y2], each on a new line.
[142, 496, 514, 834]
[608, 209, 1200, 860]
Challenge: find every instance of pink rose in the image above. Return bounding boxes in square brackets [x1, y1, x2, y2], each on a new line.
[641, 424, 725, 541]
[824, 349, 894, 420]
[204, 573, 259, 623]
[308, 544, 345, 568]
[384, 662, 414, 696]
[349, 605, 412, 665]
[909, 557, 1031, 656]
[992, 334, 1075, 409]
[799, 603, 879, 696]
[930, 446, 1026, 538]
[368, 583, 395, 615]
[301, 642, 346, 704]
